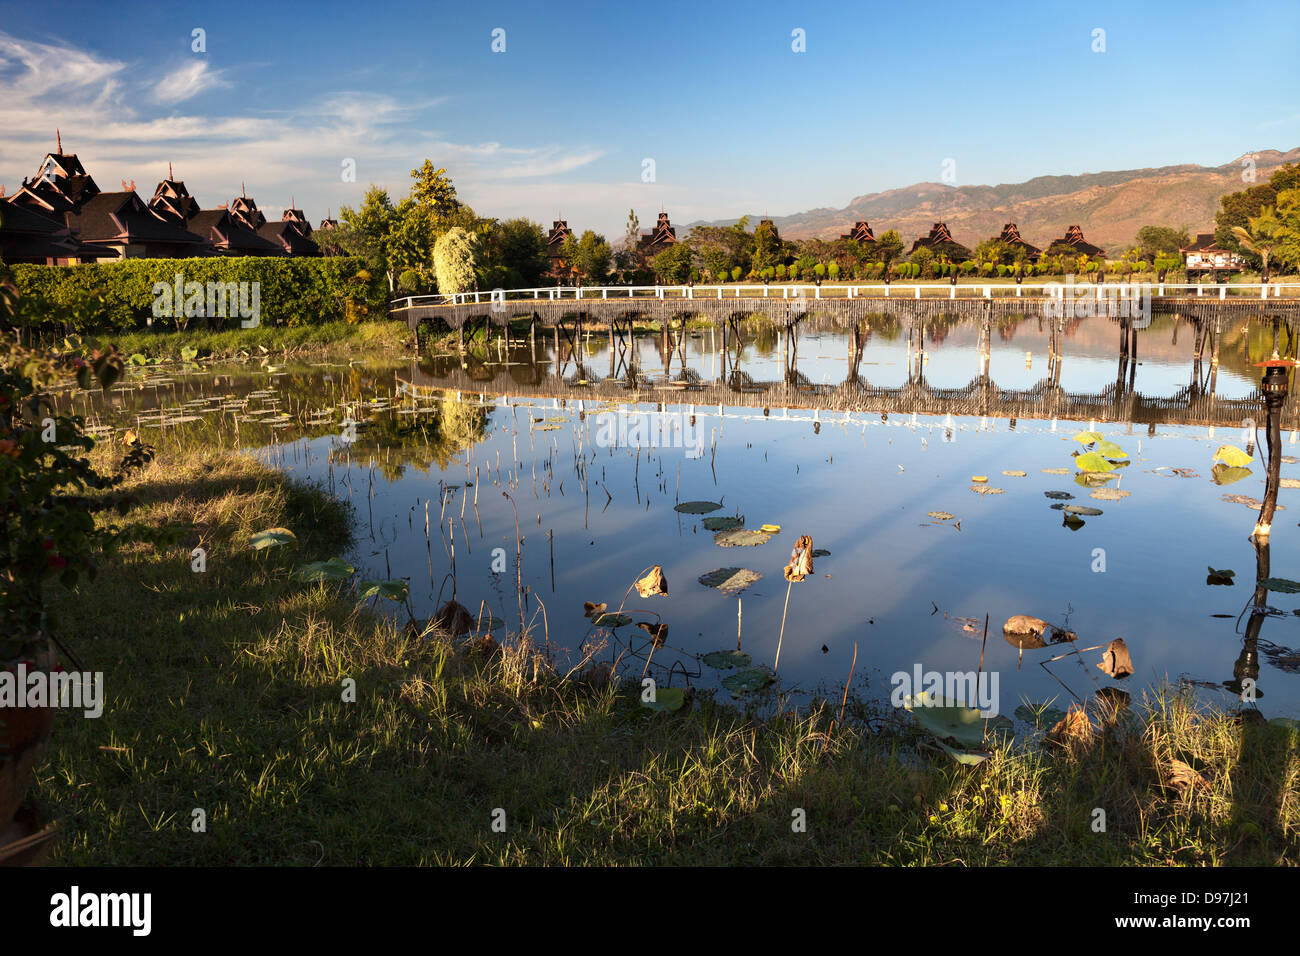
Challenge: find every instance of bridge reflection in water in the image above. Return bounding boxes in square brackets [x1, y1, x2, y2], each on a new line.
[399, 310, 1300, 431]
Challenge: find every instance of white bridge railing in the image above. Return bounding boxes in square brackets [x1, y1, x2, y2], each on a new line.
[394, 281, 1300, 311]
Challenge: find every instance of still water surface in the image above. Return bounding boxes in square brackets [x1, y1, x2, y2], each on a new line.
[80, 312, 1300, 719]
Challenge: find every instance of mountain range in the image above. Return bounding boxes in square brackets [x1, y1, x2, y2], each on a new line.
[690, 148, 1300, 253]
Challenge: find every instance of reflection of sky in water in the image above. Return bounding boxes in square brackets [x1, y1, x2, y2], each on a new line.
[265, 315, 1300, 719]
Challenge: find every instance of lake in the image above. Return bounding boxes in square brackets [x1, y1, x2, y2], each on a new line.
[71, 310, 1300, 721]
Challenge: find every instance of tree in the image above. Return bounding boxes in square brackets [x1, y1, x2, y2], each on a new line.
[752, 219, 780, 273]
[1215, 163, 1300, 258]
[484, 218, 548, 288]
[876, 230, 904, 268]
[651, 243, 694, 284]
[973, 239, 1010, 266]
[1233, 205, 1284, 279]
[384, 198, 435, 281]
[1273, 188, 1300, 274]
[433, 227, 478, 294]
[1135, 225, 1190, 259]
[622, 209, 640, 253]
[335, 187, 403, 290]
[410, 160, 461, 221]
[561, 230, 612, 285]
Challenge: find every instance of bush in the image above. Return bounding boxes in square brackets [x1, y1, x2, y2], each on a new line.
[398, 269, 422, 292]
[7, 257, 385, 334]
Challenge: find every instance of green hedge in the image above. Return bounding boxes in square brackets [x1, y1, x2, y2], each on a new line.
[7, 256, 387, 332]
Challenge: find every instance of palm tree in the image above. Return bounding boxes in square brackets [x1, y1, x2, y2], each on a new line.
[1232, 205, 1284, 280]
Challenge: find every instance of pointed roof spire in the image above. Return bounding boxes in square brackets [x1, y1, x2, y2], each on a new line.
[56, 128, 61, 153]
[168, 161, 174, 180]
[241, 182, 246, 197]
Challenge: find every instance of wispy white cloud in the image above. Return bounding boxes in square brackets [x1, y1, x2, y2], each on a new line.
[151, 61, 228, 105]
[0, 30, 612, 228]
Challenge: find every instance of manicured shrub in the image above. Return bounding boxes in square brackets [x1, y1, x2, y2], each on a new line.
[7, 257, 384, 333]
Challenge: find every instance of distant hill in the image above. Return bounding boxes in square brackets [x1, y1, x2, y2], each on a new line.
[689, 148, 1300, 254]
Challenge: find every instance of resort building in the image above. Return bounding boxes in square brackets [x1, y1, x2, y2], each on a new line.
[910, 222, 972, 261]
[0, 195, 117, 264]
[637, 212, 678, 255]
[992, 222, 1041, 261]
[841, 221, 876, 244]
[1180, 233, 1246, 280]
[1045, 224, 1106, 259]
[545, 218, 573, 280]
[1, 139, 330, 262]
[66, 190, 209, 260]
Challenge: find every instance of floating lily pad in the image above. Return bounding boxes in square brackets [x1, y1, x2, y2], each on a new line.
[702, 515, 744, 531]
[699, 567, 762, 593]
[674, 500, 722, 514]
[251, 528, 297, 550]
[1206, 567, 1236, 586]
[1261, 578, 1300, 594]
[1214, 444, 1253, 468]
[702, 649, 752, 670]
[971, 484, 1004, 495]
[1044, 491, 1074, 500]
[811, 548, 831, 557]
[1211, 463, 1253, 486]
[721, 667, 775, 694]
[1042, 467, 1070, 475]
[1002, 470, 1027, 477]
[292, 557, 356, 583]
[971, 475, 988, 483]
[1075, 452, 1116, 473]
[1073, 430, 1103, 445]
[1089, 487, 1131, 501]
[1075, 471, 1119, 487]
[1064, 505, 1103, 516]
[1095, 441, 1128, 460]
[592, 612, 633, 627]
[933, 738, 993, 765]
[641, 687, 686, 712]
[903, 692, 988, 749]
[927, 511, 956, 520]
[358, 579, 409, 602]
[714, 528, 773, 547]
[759, 523, 781, 534]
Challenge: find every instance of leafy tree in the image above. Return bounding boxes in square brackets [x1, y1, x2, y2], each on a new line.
[484, 218, 548, 288]
[410, 160, 461, 221]
[561, 231, 613, 285]
[1273, 188, 1300, 274]
[433, 227, 478, 294]
[335, 187, 400, 289]
[1233, 205, 1285, 278]
[1215, 163, 1300, 258]
[651, 242, 693, 284]
[875, 230, 904, 268]
[1135, 225, 1190, 259]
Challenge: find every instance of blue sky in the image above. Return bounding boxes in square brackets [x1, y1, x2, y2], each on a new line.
[1, 0, 1297, 237]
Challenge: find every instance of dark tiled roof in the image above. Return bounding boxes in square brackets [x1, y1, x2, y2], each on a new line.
[1048, 224, 1105, 257]
[257, 220, 319, 256]
[0, 198, 118, 261]
[71, 191, 208, 247]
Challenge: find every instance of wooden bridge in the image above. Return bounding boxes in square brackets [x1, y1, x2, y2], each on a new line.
[392, 282, 1300, 343]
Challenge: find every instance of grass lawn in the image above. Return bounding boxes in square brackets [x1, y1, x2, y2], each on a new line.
[32, 447, 1300, 865]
